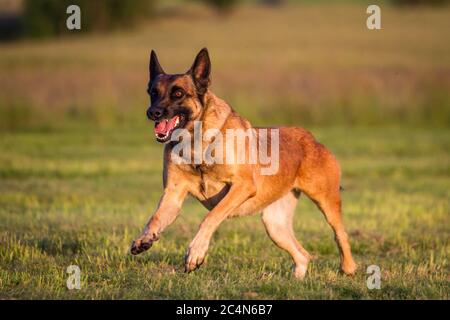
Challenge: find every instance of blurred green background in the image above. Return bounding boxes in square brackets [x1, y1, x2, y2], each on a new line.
[0, 0, 449, 129]
[0, 0, 449, 299]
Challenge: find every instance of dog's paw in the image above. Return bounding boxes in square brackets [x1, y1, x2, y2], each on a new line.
[341, 260, 357, 276]
[184, 242, 208, 273]
[130, 238, 152, 255]
[293, 263, 308, 280]
[130, 234, 158, 255]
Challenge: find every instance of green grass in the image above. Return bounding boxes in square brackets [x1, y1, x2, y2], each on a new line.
[0, 124, 448, 299]
[0, 2, 449, 299]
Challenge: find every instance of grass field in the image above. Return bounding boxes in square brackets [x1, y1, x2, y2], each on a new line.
[0, 3, 449, 299]
[0, 125, 448, 299]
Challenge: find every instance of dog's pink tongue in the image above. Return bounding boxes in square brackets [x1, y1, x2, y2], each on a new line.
[154, 116, 178, 136]
[155, 119, 169, 135]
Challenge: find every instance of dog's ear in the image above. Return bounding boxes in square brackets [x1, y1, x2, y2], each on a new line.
[188, 48, 211, 95]
[149, 50, 165, 83]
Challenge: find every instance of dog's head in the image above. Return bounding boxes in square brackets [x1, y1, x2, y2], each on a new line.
[146, 48, 211, 143]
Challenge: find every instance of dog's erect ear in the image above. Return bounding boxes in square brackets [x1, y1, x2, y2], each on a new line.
[188, 48, 211, 95]
[149, 50, 165, 83]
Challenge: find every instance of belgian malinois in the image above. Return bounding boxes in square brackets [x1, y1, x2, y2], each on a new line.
[130, 48, 357, 278]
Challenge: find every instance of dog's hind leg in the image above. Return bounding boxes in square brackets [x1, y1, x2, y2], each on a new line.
[310, 190, 357, 275]
[261, 191, 310, 279]
[297, 150, 357, 275]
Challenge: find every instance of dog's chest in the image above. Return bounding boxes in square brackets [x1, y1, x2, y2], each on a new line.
[180, 164, 230, 209]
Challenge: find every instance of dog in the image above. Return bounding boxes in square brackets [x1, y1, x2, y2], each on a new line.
[130, 48, 357, 278]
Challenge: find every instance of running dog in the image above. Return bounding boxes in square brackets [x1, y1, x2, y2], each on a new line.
[130, 48, 357, 278]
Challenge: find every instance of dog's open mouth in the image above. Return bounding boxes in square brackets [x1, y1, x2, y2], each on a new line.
[154, 114, 185, 143]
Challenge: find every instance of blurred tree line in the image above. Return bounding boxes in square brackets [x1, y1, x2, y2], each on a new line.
[0, 0, 448, 40]
[23, 0, 157, 38]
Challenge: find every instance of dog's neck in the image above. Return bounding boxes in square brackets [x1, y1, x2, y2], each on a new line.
[172, 90, 254, 169]
[199, 90, 233, 141]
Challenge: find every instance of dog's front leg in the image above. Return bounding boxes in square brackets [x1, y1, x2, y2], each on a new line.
[131, 184, 187, 255]
[185, 183, 256, 272]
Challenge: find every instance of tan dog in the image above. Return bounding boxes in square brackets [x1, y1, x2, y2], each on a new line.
[130, 48, 357, 278]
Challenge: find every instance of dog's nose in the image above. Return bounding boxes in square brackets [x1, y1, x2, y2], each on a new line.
[147, 107, 163, 120]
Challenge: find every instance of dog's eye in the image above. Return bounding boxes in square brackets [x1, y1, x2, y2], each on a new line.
[172, 89, 185, 99]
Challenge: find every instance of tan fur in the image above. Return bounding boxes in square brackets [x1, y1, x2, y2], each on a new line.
[131, 49, 357, 278]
